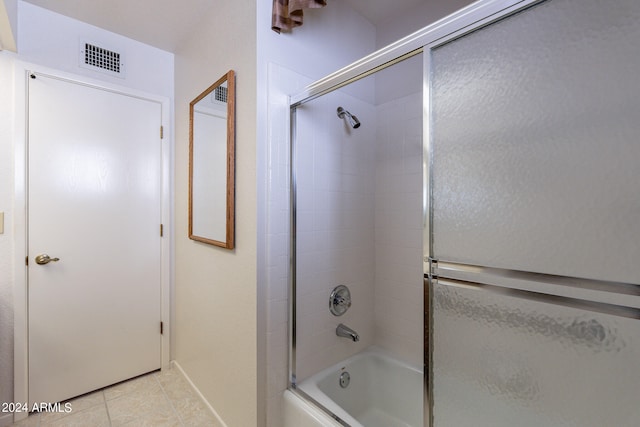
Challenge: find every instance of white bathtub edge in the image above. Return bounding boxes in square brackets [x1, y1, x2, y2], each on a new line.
[283, 389, 343, 427]
[290, 345, 424, 427]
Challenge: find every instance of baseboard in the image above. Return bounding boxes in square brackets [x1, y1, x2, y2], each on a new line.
[0, 413, 13, 427]
[170, 360, 228, 427]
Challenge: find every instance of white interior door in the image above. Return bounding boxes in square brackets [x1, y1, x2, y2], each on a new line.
[28, 73, 162, 405]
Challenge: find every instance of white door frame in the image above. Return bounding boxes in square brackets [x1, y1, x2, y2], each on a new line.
[12, 62, 173, 422]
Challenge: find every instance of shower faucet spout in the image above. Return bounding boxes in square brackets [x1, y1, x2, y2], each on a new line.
[336, 323, 360, 342]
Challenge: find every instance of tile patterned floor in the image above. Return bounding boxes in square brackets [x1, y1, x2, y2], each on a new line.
[10, 369, 222, 427]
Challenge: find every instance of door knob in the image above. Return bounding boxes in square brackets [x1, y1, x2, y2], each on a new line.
[35, 254, 60, 265]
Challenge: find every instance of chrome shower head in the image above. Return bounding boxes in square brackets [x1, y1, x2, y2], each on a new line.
[337, 106, 361, 129]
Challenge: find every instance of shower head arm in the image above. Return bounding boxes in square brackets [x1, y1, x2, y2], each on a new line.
[336, 106, 361, 129]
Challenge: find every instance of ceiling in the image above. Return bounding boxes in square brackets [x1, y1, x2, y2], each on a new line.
[21, 0, 215, 52]
[21, 0, 423, 52]
[342, 0, 425, 26]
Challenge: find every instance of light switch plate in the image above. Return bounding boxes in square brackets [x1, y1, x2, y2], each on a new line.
[0, 212, 4, 234]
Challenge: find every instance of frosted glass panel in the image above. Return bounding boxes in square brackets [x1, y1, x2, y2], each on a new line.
[431, 0, 640, 283]
[432, 281, 640, 427]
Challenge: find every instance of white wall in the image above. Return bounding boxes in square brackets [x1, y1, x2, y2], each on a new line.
[375, 0, 476, 49]
[0, 0, 17, 51]
[0, 52, 16, 427]
[265, 55, 425, 426]
[173, 0, 258, 426]
[16, 3, 173, 97]
[257, 2, 377, 426]
[258, 1, 376, 83]
[370, 55, 425, 366]
[264, 63, 309, 427]
[280, 52, 425, 383]
[374, 89, 424, 367]
[0, 4, 174, 426]
[295, 88, 377, 381]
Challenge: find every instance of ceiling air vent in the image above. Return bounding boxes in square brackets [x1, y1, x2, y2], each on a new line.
[79, 40, 125, 78]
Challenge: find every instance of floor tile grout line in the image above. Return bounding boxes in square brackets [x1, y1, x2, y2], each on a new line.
[106, 374, 161, 426]
[102, 390, 113, 427]
[39, 396, 104, 427]
[13, 370, 198, 427]
[154, 372, 186, 426]
[155, 372, 186, 426]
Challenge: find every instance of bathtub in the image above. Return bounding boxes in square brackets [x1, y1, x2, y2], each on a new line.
[284, 346, 424, 427]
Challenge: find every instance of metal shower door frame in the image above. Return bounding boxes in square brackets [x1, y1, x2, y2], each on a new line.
[287, 1, 543, 425]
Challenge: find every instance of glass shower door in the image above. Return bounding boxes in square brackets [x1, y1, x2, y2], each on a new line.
[429, 0, 640, 425]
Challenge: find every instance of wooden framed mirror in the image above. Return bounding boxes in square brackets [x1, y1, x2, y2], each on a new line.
[189, 70, 235, 248]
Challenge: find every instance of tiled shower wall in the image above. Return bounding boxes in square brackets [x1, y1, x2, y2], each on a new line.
[265, 62, 424, 426]
[373, 92, 424, 367]
[265, 63, 308, 427]
[294, 89, 377, 381]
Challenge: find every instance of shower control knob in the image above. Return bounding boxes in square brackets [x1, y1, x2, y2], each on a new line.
[330, 285, 351, 316]
[334, 296, 349, 307]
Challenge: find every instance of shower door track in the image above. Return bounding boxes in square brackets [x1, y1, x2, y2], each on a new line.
[430, 260, 640, 312]
[429, 260, 640, 317]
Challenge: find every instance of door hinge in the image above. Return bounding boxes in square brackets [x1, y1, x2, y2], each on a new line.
[160, 126, 164, 139]
[25, 256, 28, 266]
[160, 224, 164, 237]
[160, 321, 164, 335]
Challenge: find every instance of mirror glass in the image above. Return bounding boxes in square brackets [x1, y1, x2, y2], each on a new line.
[189, 70, 235, 248]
